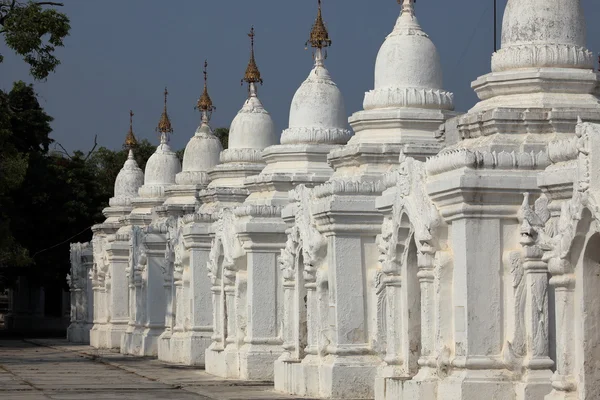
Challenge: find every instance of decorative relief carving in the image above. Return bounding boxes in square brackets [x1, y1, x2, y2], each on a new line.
[313, 179, 387, 199]
[280, 126, 353, 145]
[234, 204, 282, 218]
[219, 148, 264, 164]
[531, 123, 600, 283]
[364, 87, 454, 111]
[426, 149, 550, 176]
[491, 44, 594, 72]
[386, 154, 442, 253]
[129, 226, 147, 288]
[166, 218, 185, 285]
[208, 208, 245, 286]
[282, 186, 327, 283]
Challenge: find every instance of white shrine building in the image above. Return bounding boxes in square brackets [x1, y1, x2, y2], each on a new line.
[69, 0, 600, 398]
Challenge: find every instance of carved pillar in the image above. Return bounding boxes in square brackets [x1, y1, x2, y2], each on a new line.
[547, 260, 577, 398]
[517, 229, 554, 398]
[417, 247, 437, 371]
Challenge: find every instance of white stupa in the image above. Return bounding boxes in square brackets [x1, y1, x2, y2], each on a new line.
[466, 0, 600, 118]
[248, 2, 352, 200]
[162, 62, 223, 215]
[100, 110, 144, 227]
[197, 28, 279, 216]
[324, 0, 456, 185]
[208, 28, 277, 189]
[130, 88, 181, 224]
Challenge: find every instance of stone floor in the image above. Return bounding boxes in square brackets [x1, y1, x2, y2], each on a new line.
[0, 339, 307, 400]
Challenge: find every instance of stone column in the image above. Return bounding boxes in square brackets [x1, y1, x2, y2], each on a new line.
[233, 211, 286, 381]
[545, 260, 576, 400]
[105, 239, 130, 349]
[311, 191, 383, 400]
[140, 232, 168, 357]
[240, 246, 283, 380]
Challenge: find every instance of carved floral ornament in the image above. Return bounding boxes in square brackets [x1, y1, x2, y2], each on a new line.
[279, 185, 327, 284]
[207, 208, 244, 285]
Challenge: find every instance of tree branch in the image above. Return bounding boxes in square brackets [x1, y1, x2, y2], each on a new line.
[84, 134, 98, 161]
[54, 142, 73, 159]
[35, 2, 64, 6]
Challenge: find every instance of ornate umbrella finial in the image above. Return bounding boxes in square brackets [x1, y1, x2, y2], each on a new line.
[196, 60, 215, 122]
[157, 87, 173, 143]
[307, 0, 332, 50]
[124, 109, 138, 150]
[242, 26, 263, 96]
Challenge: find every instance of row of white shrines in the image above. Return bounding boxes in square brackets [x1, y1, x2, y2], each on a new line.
[67, 0, 600, 399]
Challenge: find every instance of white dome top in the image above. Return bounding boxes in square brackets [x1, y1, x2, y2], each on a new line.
[228, 84, 277, 150]
[281, 50, 352, 145]
[109, 150, 144, 207]
[289, 61, 347, 131]
[502, 0, 585, 48]
[143, 140, 181, 186]
[375, 3, 442, 91]
[181, 122, 222, 173]
[364, 1, 453, 111]
[492, 0, 592, 71]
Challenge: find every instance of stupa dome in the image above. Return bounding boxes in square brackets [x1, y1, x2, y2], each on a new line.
[375, 6, 441, 91]
[365, 0, 453, 111]
[492, 0, 593, 71]
[109, 111, 144, 207]
[110, 150, 144, 206]
[177, 62, 223, 185]
[139, 88, 181, 197]
[144, 142, 181, 186]
[228, 91, 276, 151]
[288, 65, 347, 133]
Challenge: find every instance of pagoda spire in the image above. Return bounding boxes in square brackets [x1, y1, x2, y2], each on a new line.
[157, 87, 173, 144]
[306, 0, 332, 66]
[124, 109, 138, 158]
[242, 26, 263, 98]
[197, 60, 215, 123]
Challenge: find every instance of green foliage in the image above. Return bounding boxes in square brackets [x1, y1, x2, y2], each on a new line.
[0, 1, 70, 80]
[0, 79, 230, 291]
[0, 81, 54, 285]
[214, 127, 229, 149]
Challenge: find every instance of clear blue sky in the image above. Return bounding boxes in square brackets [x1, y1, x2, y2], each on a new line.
[2, 0, 599, 153]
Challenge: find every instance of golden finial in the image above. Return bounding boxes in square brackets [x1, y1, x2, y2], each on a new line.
[242, 26, 263, 87]
[307, 0, 331, 49]
[196, 60, 215, 121]
[157, 87, 173, 143]
[124, 109, 138, 149]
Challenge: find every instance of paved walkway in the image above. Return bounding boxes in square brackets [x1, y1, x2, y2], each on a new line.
[0, 339, 305, 399]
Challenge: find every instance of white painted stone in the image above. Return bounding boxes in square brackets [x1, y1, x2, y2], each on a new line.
[75, 1, 600, 398]
[206, 13, 351, 381]
[121, 134, 181, 356]
[274, 1, 455, 398]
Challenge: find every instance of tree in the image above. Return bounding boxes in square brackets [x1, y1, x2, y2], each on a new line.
[0, 81, 54, 287]
[0, 0, 70, 80]
[0, 86, 29, 272]
[214, 127, 229, 149]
